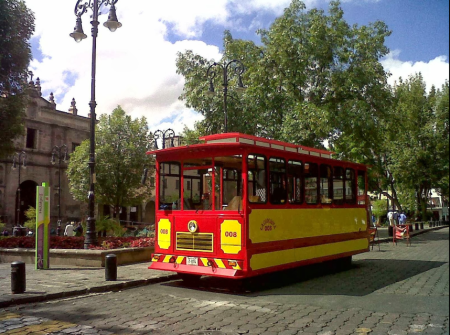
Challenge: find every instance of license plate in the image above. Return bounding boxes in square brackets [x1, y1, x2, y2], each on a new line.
[186, 257, 198, 266]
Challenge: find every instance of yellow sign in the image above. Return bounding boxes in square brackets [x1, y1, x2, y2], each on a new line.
[221, 220, 242, 255]
[158, 219, 171, 250]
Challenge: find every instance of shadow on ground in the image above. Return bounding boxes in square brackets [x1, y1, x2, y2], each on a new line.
[166, 258, 446, 298]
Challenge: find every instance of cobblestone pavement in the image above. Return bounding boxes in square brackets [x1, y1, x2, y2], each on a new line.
[1, 228, 448, 335]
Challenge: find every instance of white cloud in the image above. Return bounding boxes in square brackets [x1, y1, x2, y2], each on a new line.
[24, 0, 450, 137]
[27, 1, 307, 133]
[26, 0, 231, 133]
[382, 51, 450, 92]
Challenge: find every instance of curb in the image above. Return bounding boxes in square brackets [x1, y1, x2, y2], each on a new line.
[0, 274, 179, 309]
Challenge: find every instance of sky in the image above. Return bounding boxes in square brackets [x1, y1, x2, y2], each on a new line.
[26, 0, 449, 134]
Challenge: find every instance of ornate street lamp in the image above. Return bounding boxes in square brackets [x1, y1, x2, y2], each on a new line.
[153, 129, 176, 150]
[51, 145, 68, 234]
[70, 0, 122, 249]
[12, 152, 27, 227]
[206, 60, 246, 133]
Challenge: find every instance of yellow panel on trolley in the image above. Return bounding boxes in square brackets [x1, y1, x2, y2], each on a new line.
[158, 219, 172, 250]
[220, 220, 242, 255]
[249, 208, 368, 244]
[250, 238, 369, 271]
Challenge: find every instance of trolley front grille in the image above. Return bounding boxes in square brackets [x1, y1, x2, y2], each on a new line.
[176, 233, 214, 252]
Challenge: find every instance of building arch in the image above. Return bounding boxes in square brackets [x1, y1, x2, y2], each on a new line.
[16, 180, 38, 225]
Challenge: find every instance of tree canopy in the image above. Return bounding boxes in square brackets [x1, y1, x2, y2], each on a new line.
[67, 107, 154, 216]
[0, 0, 35, 159]
[177, 0, 391, 149]
[176, 0, 449, 216]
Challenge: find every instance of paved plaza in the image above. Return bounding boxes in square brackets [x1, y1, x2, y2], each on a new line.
[0, 228, 448, 335]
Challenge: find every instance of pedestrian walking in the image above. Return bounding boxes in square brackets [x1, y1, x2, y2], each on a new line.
[387, 211, 395, 227]
[74, 222, 83, 237]
[399, 212, 407, 225]
[393, 211, 399, 226]
[64, 222, 74, 237]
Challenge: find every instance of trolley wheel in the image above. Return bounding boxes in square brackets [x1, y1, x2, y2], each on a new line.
[178, 273, 202, 285]
[337, 256, 353, 270]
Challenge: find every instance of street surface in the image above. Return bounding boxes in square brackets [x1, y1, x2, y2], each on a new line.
[1, 228, 449, 335]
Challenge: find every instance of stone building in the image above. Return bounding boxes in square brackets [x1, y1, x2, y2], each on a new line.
[0, 77, 157, 232]
[0, 78, 90, 230]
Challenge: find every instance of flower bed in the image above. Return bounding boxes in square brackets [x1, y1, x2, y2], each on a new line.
[0, 236, 155, 267]
[0, 236, 154, 250]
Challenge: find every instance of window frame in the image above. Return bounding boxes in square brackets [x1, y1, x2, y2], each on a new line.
[333, 166, 345, 206]
[269, 157, 287, 205]
[288, 160, 304, 205]
[304, 162, 319, 205]
[247, 154, 268, 204]
[345, 168, 356, 205]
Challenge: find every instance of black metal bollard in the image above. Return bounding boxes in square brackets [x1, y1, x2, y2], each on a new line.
[105, 254, 117, 281]
[11, 261, 26, 294]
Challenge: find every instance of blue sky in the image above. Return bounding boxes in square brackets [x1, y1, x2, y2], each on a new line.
[26, 0, 449, 133]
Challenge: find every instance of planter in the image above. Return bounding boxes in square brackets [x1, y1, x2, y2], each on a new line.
[0, 247, 154, 267]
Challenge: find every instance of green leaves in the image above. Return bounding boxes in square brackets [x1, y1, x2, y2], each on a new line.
[67, 106, 154, 210]
[0, 0, 34, 159]
[176, 0, 391, 148]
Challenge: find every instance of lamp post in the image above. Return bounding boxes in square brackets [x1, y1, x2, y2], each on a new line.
[153, 129, 176, 150]
[51, 145, 68, 233]
[70, 0, 122, 249]
[12, 152, 27, 227]
[206, 60, 246, 133]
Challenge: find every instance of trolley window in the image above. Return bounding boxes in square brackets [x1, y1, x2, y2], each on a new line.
[248, 154, 267, 204]
[288, 160, 303, 204]
[345, 168, 356, 204]
[333, 167, 345, 205]
[159, 162, 181, 210]
[215, 155, 243, 211]
[270, 158, 287, 205]
[183, 158, 213, 211]
[305, 163, 319, 205]
[320, 165, 333, 204]
[358, 170, 367, 205]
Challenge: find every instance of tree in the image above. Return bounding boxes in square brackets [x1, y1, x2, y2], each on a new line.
[176, 0, 392, 150]
[372, 199, 388, 226]
[67, 107, 154, 218]
[386, 75, 449, 218]
[0, 0, 35, 159]
[24, 206, 36, 232]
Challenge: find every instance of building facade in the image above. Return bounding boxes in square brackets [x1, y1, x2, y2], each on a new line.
[0, 77, 158, 232]
[0, 78, 91, 230]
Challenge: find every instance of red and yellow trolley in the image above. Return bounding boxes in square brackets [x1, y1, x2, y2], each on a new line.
[149, 133, 370, 281]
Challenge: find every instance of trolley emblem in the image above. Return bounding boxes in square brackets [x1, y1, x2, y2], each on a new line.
[188, 220, 198, 233]
[261, 218, 277, 231]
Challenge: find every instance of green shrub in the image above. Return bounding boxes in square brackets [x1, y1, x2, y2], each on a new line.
[24, 207, 37, 231]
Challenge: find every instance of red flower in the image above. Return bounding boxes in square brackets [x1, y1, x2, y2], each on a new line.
[0, 236, 154, 250]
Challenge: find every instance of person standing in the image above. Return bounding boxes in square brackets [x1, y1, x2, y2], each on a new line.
[399, 212, 407, 225]
[64, 222, 74, 237]
[393, 211, 399, 226]
[74, 222, 83, 237]
[387, 211, 395, 227]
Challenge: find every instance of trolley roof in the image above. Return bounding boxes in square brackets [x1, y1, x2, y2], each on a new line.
[147, 133, 335, 159]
